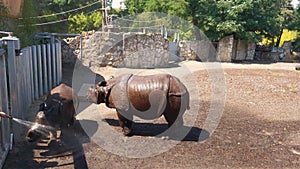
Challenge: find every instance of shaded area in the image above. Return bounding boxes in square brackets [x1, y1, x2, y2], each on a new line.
[61, 62, 105, 88]
[3, 120, 95, 169]
[103, 118, 210, 142]
[3, 64, 300, 168]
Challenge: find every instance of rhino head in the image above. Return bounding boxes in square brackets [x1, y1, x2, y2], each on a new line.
[26, 110, 48, 142]
[26, 94, 62, 142]
[87, 81, 108, 104]
[87, 74, 132, 111]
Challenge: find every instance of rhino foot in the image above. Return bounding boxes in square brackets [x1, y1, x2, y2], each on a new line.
[122, 127, 132, 136]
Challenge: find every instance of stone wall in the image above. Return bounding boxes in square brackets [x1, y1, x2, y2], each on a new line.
[217, 35, 256, 62]
[61, 31, 169, 68]
[255, 42, 299, 62]
[61, 32, 298, 66]
[234, 40, 256, 61]
[178, 40, 217, 61]
[118, 34, 169, 68]
[217, 35, 235, 62]
[282, 41, 294, 61]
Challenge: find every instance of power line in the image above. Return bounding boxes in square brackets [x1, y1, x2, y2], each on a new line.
[19, 1, 100, 19]
[34, 18, 68, 26]
[26, 9, 99, 26]
[115, 16, 169, 23]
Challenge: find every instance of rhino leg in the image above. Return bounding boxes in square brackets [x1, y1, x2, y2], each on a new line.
[116, 111, 133, 136]
[164, 110, 183, 128]
[48, 130, 58, 145]
[163, 96, 184, 128]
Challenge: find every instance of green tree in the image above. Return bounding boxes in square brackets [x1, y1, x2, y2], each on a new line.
[33, 0, 101, 33]
[124, 0, 298, 44]
[289, 4, 300, 50]
[273, 0, 295, 46]
[14, 0, 39, 47]
[0, 1, 8, 30]
[124, 0, 146, 15]
[194, 0, 283, 42]
[125, 0, 188, 17]
[68, 11, 102, 33]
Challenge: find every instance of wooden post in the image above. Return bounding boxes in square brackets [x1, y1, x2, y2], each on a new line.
[102, 0, 107, 32]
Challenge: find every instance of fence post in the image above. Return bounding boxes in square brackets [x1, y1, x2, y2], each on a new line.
[0, 49, 10, 169]
[6, 39, 23, 141]
[32, 45, 39, 100]
[28, 47, 34, 102]
[52, 43, 57, 87]
[56, 41, 62, 84]
[23, 48, 33, 105]
[47, 43, 53, 89]
[41, 44, 48, 93]
[37, 45, 43, 97]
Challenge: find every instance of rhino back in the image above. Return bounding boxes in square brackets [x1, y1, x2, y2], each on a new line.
[50, 83, 74, 101]
[127, 74, 170, 112]
[46, 83, 77, 126]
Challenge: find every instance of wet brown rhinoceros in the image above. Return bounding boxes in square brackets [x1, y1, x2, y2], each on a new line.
[87, 73, 190, 136]
[26, 84, 78, 143]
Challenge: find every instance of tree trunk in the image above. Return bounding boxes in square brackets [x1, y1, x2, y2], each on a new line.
[192, 16, 202, 40]
[102, 0, 107, 32]
[276, 28, 284, 47]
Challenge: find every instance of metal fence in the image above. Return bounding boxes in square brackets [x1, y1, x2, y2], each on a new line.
[0, 36, 62, 168]
[0, 48, 10, 168]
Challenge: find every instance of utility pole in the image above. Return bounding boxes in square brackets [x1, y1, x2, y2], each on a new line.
[101, 0, 107, 32]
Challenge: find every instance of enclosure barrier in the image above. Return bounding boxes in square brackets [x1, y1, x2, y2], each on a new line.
[0, 48, 10, 168]
[0, 35, 62, 168]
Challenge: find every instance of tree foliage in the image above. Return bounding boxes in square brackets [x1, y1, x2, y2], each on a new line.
[1, 0, 299, 46]
[192, 0, 283, 42]
[68, 11, 102, 33]
[289, 4, 300, 50]
[13, 0, 39, 47]
[36, 0, 102, 33]
[124, 0, 298, 44]
[0, 0, 8, 30]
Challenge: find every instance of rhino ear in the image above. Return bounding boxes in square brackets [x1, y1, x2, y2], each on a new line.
[39, 103, 46, 111]
[97, 81, 107, 87]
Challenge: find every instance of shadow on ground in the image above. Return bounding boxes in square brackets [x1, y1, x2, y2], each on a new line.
[103, 118, 210, 142]
[3, 120, 96, 169]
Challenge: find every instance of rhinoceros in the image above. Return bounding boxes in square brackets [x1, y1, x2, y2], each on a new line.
[26, 84, 78, 143]
[87, 73, 189, 136]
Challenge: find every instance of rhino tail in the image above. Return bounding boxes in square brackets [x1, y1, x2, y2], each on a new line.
[168, 75, 190, 110]
[168, 75, 189, 96]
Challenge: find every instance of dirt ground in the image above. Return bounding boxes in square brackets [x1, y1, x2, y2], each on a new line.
[3, 61, 300, 169]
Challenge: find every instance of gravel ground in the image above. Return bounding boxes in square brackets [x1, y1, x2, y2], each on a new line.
[3, 61, 300, 169]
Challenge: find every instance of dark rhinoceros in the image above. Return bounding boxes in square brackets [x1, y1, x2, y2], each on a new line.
[87, 73, 190, 136]
[26, 84, 78, 143]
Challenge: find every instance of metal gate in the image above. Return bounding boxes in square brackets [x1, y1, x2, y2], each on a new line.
[0, 48, 10, 168]
[0, 34, 62, 168]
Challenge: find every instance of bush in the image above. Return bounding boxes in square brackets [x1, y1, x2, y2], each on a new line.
[292, 35, 300, 52]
